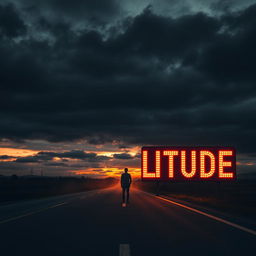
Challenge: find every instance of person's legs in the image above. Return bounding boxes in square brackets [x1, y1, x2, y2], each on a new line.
[126, 187, 130, 203]
[122, 188, 125, 203]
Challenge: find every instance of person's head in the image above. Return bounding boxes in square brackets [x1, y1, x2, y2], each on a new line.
[124, 168, 128, 173]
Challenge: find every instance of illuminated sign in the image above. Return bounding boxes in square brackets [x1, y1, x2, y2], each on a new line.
[141, 147, 236, 181]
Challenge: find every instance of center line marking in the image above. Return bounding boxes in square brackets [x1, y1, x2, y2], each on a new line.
[119, 244, 130, 256]
[0, 202, 67, 225]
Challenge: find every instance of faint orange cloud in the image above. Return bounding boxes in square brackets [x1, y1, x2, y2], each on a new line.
[0, 147, 39, 157]
[69, 167, 141, 178]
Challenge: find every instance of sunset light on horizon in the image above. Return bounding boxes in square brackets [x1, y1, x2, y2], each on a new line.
[0, 142, 141, 177]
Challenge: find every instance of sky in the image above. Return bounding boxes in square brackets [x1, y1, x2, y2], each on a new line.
[0, 0, 256, 178]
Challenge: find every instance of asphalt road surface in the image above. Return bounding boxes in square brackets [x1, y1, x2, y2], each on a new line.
[0, 184, 256, 256]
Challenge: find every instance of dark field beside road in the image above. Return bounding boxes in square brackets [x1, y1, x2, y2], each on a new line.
[0, 175, 117, 203]
[135, 179, 256, 221]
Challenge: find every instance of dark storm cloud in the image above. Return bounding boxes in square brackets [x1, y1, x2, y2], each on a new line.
[113, 153, 134, 160]
[1, 1, 256, 153]
[210, 0, 255, 13]
[0, 3, 26, 37]
[194, 6, 256, 83]
[39, 150, 97, 160]
[11, 150, 111, 163]
[39, 151, 111, 161]
[9, 0, 121, 25]
[15, 156, 40, 163]
[0, 155, 13, 160]
[118, 145, 131, 149]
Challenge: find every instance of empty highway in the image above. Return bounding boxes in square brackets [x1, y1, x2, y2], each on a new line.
[0, 185, 255, 256]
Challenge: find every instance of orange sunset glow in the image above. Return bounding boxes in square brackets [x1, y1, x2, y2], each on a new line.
[0, 147, 39, 157]
[70, 168, 141, 177]
[0, 143, 141, 177]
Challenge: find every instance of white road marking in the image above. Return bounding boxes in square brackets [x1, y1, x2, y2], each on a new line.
[119, 244, 130, 256]
[0, 202, 67, 225]
[155, 195, 256, 236]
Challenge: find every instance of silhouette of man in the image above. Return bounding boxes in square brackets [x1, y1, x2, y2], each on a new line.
[121, 168, 132, 204]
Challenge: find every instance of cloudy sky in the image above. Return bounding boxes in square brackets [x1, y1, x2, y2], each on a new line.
[0, 0, 256, 177]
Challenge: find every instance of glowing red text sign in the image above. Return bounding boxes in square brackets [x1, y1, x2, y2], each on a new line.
[141, 147, 236, 181]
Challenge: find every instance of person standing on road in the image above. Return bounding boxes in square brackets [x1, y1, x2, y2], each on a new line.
[121, 168, 132, 204]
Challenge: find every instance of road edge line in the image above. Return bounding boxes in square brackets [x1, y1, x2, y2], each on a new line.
[140, 190, 256, 236]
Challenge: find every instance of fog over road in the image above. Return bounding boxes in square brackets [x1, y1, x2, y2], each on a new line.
[0, 185, 255, 256]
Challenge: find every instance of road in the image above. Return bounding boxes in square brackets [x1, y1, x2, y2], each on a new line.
[0, 185, 256, 256]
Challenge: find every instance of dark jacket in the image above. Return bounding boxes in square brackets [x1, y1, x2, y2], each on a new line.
[121, 173, 132, 188]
